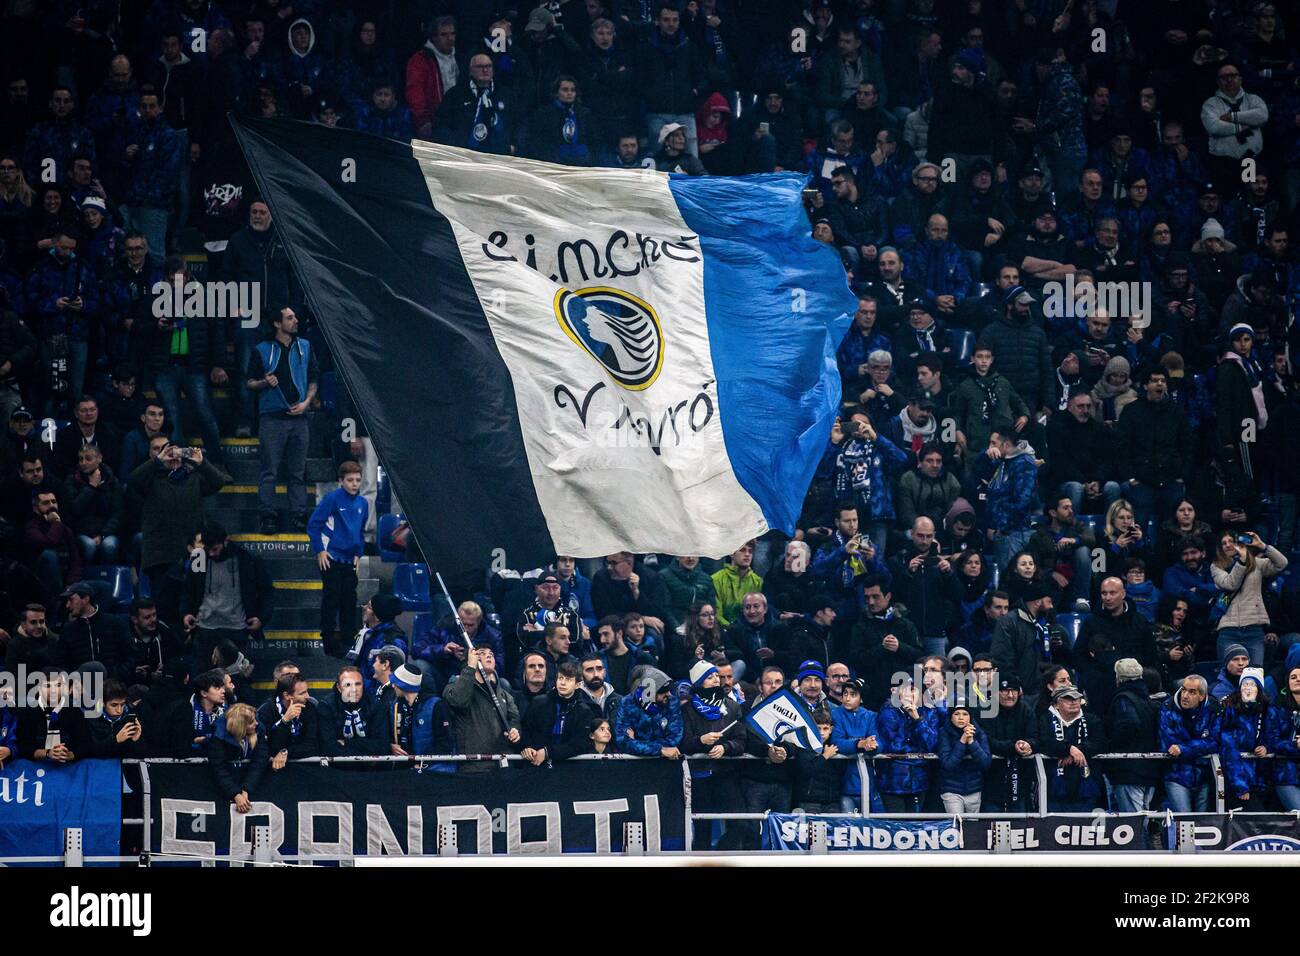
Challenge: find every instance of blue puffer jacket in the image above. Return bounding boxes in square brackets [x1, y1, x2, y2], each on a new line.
[936, 719, 992, 795]
[906, 239, 975, 302]
[351, 103, 414, 141]
[1267, 704, 1300, 786]
[612, 687, 683, 755]
[986, 443, 1039, 532]
[830, 703, 882, 808]
[877, 702, 941, 794]
[21, 119, 97, 183]
[837, 327, 893, 382]
[1219, 698, 1273, 798]
[350, 620, 408, 692]
[121, 116, 182, 208]
[1157, 692, 1220, 788]
[26, 251, 101, 339]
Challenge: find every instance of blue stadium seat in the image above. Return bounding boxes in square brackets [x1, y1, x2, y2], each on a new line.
[1194, 661, 1220, 684]
[392, 563, 433, 612]
[319, 371, 338, 411]
[409, 611, 434, 648]
[1144, 518, 1158, 543]
[378, 513, 405, 563]
[1056, 612, 1086, 649]
[953, 329, 977, 367]
[82, 565, 135, 613]
[137, 573, 152, 599]
[1076, 514, 1102, 538]
[988, 563, 1000, 589]
[376, 465, 392, 515]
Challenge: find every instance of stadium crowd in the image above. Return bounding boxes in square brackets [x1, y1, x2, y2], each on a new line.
[2, 0, 1300, 848]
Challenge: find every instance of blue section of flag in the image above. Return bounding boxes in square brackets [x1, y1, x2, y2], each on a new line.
[0, 759, 122, 864]
[667, 173, 855, 533]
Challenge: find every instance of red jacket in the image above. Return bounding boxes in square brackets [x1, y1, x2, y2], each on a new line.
[406, 46, 449, 132]
[24, 514, 83, 582]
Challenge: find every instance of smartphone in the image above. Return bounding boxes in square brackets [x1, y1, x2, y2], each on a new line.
[758, 121, 770, 135]
[180, 447, 197, 461]
[1236, 534, 1254, 545]
[802, 187, 819, 200]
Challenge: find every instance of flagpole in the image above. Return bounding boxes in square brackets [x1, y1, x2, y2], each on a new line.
[435, 572, 511, 733]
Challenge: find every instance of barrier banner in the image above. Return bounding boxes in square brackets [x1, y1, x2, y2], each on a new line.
[962, 814, 1150, 851]
[147, 760, 685, 859]
[762, 813, 963, 851]
[0, 759, 122, 863]
[1168, 814, 1300, 852]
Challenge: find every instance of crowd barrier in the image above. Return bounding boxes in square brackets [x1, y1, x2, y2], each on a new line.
[4, 753, 1297, 864]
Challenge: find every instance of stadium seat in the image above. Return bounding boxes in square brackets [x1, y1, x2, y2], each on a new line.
[953, 329, 977, 367]
[319, 370, 338, 411]
[1194, 661, 1220, 684]
[1144, 518, 1158, 543]
[409, 611, 434, 648]
[988, 563, 1000, 589]
[1056, 612, 1086, 649]
[392, 563, 433, 612]
[82, 565, 135, 613]
[378, 513, 405, 563]
[1076, 514, 1102, 538]
[376, 465, 392, 515]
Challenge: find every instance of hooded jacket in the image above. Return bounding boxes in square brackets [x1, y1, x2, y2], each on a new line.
[1157, 691, 1221, 787]
[612, 674, 683, 755]
[1104, 677, 1161, 784]
[876, 697, 941, 794]
[985, 439, 1039, 532]
[979, 309, 1055, 412]
[1218, 676, 1274, 797]
[936, 717, 992, 794]
[830, 703, 881, 803]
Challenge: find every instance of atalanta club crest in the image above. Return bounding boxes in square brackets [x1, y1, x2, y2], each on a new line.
[554, 286, 664, 390]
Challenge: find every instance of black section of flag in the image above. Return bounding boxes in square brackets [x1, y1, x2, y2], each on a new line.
[230, 117, 555, 579]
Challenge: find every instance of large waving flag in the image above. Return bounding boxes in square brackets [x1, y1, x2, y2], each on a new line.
[231, 118, 854, 577]
[745, 689, 824, 752]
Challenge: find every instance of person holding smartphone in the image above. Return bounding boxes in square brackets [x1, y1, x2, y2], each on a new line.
[1210, 530, 1288, 667]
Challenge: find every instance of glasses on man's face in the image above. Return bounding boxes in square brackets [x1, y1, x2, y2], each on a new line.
[1152, 227, 1171, 236]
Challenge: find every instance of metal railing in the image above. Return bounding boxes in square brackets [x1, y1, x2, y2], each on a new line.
[14, 750, 1292, 864]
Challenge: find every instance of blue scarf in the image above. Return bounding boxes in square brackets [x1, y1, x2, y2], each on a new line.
[690, 688, 725, 720]
[341, 704, 366, 739]
[191, 694, 223, 747]
[276, 696, 302, 739]
[551, 692, 581, 739]
[468, 80, 501, 150]
[1034, 617, 1053, 660]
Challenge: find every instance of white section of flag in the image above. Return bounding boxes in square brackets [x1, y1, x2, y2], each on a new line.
[410, 142, 766, 559]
